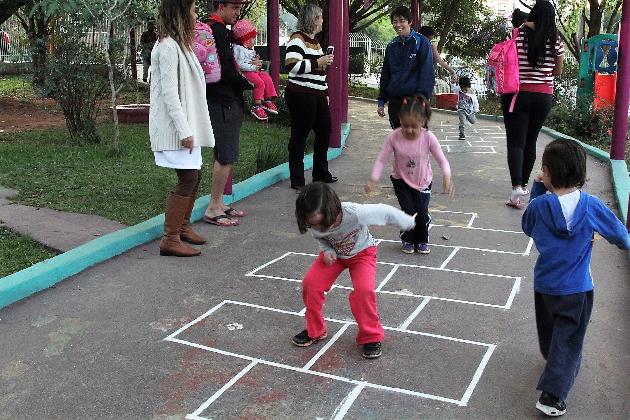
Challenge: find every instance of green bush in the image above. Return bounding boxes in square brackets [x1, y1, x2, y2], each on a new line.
[41, 26, 109, 144]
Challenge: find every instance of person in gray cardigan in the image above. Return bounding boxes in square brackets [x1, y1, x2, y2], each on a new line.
[149, 0, 214, 257]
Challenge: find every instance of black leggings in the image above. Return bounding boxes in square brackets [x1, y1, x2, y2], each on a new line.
[391, 177, 431, 244]
[285, 89, 332, 188]
[174, 169, 201, 197]
[501, 92, 552, 187]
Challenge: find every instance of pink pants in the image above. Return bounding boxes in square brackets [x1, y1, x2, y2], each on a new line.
[243, 71, 277, 102]
[302, 246, 384, 344]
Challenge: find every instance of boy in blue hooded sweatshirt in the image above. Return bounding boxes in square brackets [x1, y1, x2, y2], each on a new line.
[522, 139, 630, 417]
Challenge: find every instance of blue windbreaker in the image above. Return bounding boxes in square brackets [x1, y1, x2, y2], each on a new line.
[377, 30, 434, 106]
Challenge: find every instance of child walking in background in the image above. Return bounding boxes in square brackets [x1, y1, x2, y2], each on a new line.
[293, 182, 417, 359]
[366, 95, 453, 255]
[231, 19, 278, 121]
[522, 139, 630, 417]
[454, 76, 479, 140]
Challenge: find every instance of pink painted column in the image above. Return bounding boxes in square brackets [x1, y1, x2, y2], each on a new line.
[610, 0, 630, 160]
[411, 0, 419, 31]
[341, 0, 349, 123]
[266, 0, 280, 90]
[328, 0, 343, 147]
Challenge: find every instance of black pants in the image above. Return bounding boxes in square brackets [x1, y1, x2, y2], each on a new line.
[535, 290, 593, 401]
[387, 97, 404, 129]
[501, 92, 552, 187]
[391, 177, 431, 244]
[285, 89, 332, 188]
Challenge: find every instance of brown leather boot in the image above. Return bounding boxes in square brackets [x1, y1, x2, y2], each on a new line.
[180, 191, 206, 245]
[159, 193, 201, 257]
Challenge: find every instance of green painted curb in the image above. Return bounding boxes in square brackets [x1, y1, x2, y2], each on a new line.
[0, 123, 352, 310]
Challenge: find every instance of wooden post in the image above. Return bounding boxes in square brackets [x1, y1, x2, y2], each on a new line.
[328, 0, 343, 148]
[411, 0, 420, 31]
[610, 0, 630, 161]
[341, 0, 349, 123]
[266, 0, 280, 90]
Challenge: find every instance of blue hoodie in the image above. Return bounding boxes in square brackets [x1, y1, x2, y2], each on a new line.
[377, 30, 434, 107]
[522, 181, 630, 295]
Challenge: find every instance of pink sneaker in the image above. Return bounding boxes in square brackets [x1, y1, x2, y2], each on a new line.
[262, 100, 278, 115]
[251, 105, 268, 121]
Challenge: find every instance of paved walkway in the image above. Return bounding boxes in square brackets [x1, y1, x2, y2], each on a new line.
[1, 100, 629, 418]
[0, 187, 126, 252]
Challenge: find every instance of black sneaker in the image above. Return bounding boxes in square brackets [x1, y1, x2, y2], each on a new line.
[458, 133, 466, 140]
[362, 342, 382, 359]
[536, 392, 567, 417]
[292, 329, 327, 347]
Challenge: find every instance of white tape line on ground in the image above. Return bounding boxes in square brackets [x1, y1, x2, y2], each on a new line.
[398, 297, 432, 330]
[303, 323, 351, 370]
[245, 251, 293, 276]
[459, 344, 497, 406]
[331, 382, 367, 420]
[440, 247, 460, 269]
[165, 300, 227, 340]
[375, 264, 400, 291]
[504, 277, 521, 309]
[187, 360, 258, 418]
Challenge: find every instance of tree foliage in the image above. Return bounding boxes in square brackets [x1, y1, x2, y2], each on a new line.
[516, 0, 623, 62]
[279, 0, 407, 34]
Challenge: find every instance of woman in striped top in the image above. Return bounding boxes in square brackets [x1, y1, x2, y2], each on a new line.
[284, 3, 337, 191]
[503, 1, 564, 209]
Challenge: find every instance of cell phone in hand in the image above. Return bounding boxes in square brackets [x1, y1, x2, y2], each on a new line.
[326, 46, 334, 55]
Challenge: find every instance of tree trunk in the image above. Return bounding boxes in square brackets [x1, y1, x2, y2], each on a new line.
[587, 0, 604, 38]
[129, 27, 137, 80]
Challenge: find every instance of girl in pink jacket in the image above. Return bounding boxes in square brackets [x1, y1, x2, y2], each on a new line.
[366, 95, 454, 254]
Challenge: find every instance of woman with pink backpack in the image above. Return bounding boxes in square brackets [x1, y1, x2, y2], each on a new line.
[502, 1, 564, 209]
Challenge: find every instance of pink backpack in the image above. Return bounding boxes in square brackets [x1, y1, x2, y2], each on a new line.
[487, 28, 520, 95]
[193, 21, 221, 83]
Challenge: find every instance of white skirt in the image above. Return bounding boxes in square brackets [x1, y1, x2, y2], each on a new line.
[154, 147, 202, 169]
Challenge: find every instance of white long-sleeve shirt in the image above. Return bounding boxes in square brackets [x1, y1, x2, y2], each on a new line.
[233, 44, 257, 72]
[310, 202, 415, 258]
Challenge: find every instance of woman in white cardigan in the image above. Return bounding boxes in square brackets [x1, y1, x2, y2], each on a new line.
[150, 0, 214, 257]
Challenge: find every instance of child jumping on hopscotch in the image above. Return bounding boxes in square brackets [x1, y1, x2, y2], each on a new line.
[292, 182, 417, 359]
[366, 95, 453, 255]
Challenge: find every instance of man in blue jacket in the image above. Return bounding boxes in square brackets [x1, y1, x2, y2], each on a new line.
[377, 6, 434, 129]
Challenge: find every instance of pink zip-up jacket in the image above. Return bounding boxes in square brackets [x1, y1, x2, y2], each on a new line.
[371, 128, 451, 191]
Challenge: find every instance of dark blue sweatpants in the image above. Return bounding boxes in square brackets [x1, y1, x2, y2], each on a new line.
[535, 290, 594, 401]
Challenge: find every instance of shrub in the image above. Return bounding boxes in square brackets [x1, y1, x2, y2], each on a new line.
[41, 26, 109, 144]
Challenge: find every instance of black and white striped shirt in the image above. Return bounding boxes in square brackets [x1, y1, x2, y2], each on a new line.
[516, 27, 564, 86]
[285, 31, 328, 95]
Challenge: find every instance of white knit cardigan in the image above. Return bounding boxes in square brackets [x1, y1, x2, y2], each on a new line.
[149, 37, 214, 151]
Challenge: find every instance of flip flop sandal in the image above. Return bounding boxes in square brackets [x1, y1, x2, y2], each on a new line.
[505, 198, 525, 210]
[203, 214, 239, 226]
[224, 207, 247, 217]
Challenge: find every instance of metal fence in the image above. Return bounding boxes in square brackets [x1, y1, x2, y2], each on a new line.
[0, 15, 148, 64]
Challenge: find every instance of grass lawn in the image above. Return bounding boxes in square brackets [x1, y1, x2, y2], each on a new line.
[0, 120, 291, 226]
[0, 227, 57, 277]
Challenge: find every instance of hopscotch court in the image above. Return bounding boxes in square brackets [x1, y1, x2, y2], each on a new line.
[164, 209, 534, 419]
[437, 120, 504, 154]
